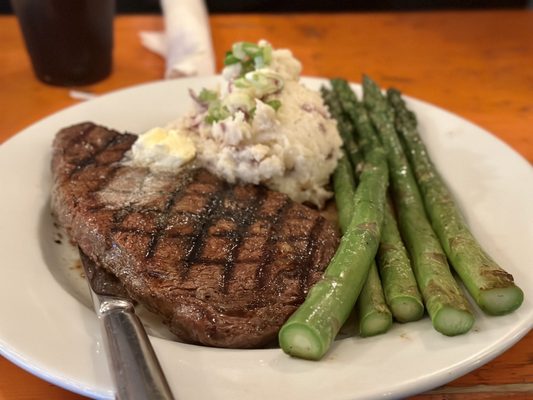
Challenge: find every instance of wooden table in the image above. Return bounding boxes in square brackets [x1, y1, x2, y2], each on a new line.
[1, 10, 532, 400]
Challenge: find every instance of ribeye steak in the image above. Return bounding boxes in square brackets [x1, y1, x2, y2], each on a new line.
[51, 122, 339, 348]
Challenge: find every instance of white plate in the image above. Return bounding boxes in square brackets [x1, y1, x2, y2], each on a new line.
[0, 77, 532, 400]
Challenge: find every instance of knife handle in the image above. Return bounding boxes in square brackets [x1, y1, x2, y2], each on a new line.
[97, 298, 175, 400]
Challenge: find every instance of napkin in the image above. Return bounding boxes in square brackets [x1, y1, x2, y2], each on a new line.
[140, 0, 215, 78]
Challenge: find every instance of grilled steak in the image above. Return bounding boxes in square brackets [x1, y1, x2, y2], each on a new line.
[51, 122, 340, 348]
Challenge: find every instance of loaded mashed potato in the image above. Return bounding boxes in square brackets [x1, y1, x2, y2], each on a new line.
[133, 40, 342, 208]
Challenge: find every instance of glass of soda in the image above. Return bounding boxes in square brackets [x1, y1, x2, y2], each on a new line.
[11, 0, 115, 86]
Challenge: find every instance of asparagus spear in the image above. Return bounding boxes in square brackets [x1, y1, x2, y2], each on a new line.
[326, 83, 393, 336]
[321, 87, 363, 173]
[387, 88, 524, 315]
[278, 108, 389, 360]
[333, 152, 393, 337]
[363, 75, 474, 336]
[331, 78, 424, 323]
[378, 196, 425, 322]
[332, 151, 357, 233]
[357, 261, 394, 337]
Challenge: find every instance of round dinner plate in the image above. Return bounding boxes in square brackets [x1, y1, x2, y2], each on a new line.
[0, 76, 532, 400]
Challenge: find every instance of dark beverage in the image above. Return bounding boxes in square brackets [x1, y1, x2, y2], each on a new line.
[12, 0, 114, 86]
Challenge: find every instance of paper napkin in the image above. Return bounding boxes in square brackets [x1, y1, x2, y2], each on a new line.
[140, 0, 216, 78]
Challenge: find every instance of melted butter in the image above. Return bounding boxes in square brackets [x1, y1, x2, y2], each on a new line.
[132, 127, 196, 171]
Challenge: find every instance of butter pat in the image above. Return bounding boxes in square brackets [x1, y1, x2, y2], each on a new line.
[131, 127, 196, 171]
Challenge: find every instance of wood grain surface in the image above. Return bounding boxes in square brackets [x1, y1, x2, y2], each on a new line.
[0, 10, 532, 400]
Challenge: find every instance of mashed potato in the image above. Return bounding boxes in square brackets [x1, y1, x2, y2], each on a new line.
[138, 41, 342, 208]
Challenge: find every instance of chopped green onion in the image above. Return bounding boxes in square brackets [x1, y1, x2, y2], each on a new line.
[232, 42, 251, 60]
[266, 99, 282, 111]
[234, 78, 251, 89]
[198, 88, 219, 104]
[224, 51, 240, 66]
[204, 100, 230, 124]
[242, 42, 262, 57]
[244, 70, 284, 96]
[262, 45, 272, 65]
[254, 55, 265, 69]
[226, 41, 274, 78]
[241, 59, 256, 76]
[223, 91, 256, 113]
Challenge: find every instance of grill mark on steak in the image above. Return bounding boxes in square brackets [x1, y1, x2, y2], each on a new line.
[64, 122, 96, 150]
[255, 198, 292, 288]
[112, 204, 136, 226]
[296, 217, 326, 297]
[219, 185, 269, 292]
[144, 169, 197, 259]
[179, 180, 231, 279]
[51, 122, 340, 348]
[69, 134, 123, 178]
